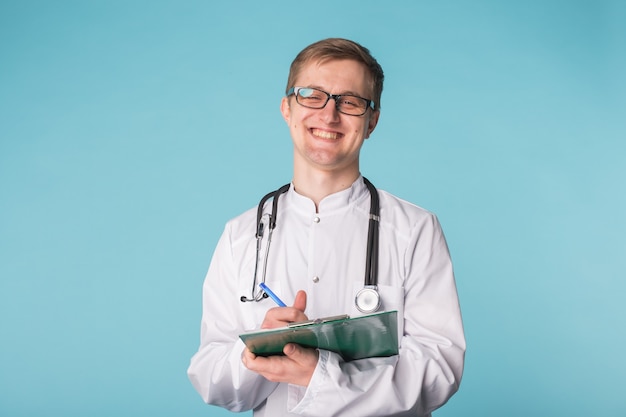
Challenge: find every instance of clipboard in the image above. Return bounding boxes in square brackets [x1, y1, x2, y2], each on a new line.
[239, 310, 398, 361]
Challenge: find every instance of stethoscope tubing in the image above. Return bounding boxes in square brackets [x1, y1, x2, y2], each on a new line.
[363, 177, 380, 288]
[242, 178, 379, 308]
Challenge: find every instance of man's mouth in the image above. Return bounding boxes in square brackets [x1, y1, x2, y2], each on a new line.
[311, 129, 340, 140]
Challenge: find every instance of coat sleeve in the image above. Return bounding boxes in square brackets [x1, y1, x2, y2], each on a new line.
[187, 223, 278, 412]
[288, 213, 466, 417]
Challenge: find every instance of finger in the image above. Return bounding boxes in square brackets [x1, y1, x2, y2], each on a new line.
[260, 307, 287, 329]
[283, 343, 318, 365]
[283, 343, 297, 356]
[292, 290, 307, 312]
[241, 348, 256, 368]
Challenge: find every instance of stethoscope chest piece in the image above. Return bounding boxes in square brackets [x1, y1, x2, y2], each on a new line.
[355, 285, 381, 314]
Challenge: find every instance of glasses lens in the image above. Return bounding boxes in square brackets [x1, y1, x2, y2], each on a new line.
[296, 88, 328, 108]
[336, 96, 368, 115]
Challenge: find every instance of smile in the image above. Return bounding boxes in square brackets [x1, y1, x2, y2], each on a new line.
[311, 129, 341, 140]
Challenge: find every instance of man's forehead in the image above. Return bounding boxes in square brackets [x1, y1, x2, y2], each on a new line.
[295, 58, 372, 89]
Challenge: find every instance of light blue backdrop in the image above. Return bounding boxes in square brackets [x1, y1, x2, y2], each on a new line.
[1, 1, 624, 416]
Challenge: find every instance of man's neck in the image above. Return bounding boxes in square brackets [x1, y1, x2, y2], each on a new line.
[292, 168, 360, 211]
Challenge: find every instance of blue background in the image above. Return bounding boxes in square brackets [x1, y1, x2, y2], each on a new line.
[1, 1, 625, 416]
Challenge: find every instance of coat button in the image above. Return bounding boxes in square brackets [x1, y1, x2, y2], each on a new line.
[312, 276, 320, 283]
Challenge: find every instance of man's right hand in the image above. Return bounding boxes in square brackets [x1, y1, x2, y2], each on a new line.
[260, 290, 308, 329]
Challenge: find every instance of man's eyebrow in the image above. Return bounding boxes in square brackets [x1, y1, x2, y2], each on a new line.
[306, 85, 365, 97]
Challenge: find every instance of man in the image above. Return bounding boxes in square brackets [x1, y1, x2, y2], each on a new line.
[188, 38, 465, 416]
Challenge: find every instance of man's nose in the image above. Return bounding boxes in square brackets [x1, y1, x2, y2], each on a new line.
[319, 96, 341, 120]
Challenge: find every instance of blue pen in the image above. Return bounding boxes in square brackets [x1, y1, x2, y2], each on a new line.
[259, 283, 287, 307]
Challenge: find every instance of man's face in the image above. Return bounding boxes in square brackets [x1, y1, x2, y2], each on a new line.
[280, 59, 379, 176]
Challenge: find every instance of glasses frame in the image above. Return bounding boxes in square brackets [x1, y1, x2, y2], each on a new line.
[287, 86, 375, 116]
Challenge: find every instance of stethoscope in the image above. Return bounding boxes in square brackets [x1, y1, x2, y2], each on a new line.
[240, 177, 381, 314]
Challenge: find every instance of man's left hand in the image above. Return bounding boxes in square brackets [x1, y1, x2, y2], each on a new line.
[242, 343, 319, 387]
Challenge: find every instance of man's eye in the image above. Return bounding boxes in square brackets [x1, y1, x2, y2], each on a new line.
[299, 90, 324, 100]
[340, 97, 363, 108]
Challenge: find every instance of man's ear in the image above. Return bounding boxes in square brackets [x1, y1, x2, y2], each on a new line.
[365, 110, 380, 139]
[280, 96, 291, 124]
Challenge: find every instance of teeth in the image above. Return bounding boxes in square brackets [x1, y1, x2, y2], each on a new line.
[312, 129, 339, 139]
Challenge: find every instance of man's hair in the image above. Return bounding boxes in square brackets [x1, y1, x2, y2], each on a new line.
[286, 38, 384, 110]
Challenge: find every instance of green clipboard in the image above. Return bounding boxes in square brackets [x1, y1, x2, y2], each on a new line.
[239, 310, 398, 361]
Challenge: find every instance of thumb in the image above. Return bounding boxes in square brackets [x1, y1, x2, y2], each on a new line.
[283, 343, 298, 356]
[292, 290, 307, 312]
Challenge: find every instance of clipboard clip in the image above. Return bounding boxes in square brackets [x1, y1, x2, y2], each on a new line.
[288, 314, 350, 328]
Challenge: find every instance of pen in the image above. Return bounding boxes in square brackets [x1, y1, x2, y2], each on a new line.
[259, 283, 287, 307]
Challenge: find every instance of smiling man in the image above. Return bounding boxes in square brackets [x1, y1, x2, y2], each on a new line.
[282, 58, 379, 206]
[188, 38, 465, 417]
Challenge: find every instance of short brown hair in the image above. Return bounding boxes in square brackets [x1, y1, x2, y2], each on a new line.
[286, 38, 384, 110]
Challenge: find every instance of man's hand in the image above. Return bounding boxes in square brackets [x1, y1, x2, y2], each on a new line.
[242, 290, 320, 386]
[260, 290, 308, 329]
[242, 342, 319, 386]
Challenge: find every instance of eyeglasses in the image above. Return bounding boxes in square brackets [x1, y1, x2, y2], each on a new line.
[287, 87, 375, 116]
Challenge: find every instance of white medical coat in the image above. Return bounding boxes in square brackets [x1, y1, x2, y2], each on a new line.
[188, 177, 465, 416]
